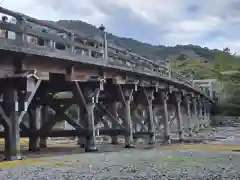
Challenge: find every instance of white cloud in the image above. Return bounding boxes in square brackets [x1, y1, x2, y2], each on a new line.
[1, 0, 109, 26]
[163, 16, 223, 45]
[0, 0, 240, 53]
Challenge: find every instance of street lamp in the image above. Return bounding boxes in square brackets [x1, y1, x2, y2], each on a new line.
[98, 24, 108, 64]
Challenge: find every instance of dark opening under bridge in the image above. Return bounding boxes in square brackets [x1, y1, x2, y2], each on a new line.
[0, 6, 215, 161]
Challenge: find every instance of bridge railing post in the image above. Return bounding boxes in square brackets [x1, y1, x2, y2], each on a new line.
[15, 16, 27, 45]
[67, 32, 75, 53]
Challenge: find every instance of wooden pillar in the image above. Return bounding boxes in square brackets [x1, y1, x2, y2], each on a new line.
[203, 102, 207, 127]
[84, 88, 99, 152]
[192, 97, 199, 132]
[175, 92, 184, 141]
[40, 105, 48, 148]
[123, 89, 134, 148]
[205, 101, 211, 127]
[77, 106, 85, 147]
[3, 86, 22, 160]
[184, 95, 192, 137]
[161, 91, 171, 144]
[198, 100, 203, 128]
[77, 105, 87, 148]
[145, 89, 156, 144]
[109, 102, 119, 144]
[28, 103, 41, 152]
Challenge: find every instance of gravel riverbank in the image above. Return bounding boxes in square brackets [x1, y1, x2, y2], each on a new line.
[0, 126, 240, 179]
[0, 147, 240, 179]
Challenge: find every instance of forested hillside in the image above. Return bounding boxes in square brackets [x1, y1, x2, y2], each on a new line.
[170, 48, 240, 116]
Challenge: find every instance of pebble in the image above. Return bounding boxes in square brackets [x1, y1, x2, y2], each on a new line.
[0, 148, 239, 180]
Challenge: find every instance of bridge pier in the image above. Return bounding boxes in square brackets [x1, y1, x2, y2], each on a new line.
[122, 88, 135, 148]
[144, 88, 156, 145]
[198, 100, 204, 129]
[174, 92, 184, 142]
[40, 91, 48, 149]
[28, 103, 41, 152]
[77, 107, 86, 148]
[192, 96, 199, 132]
[84, 87, 100, 152]
[203, 101, 208, 127]
[205, 101, 211, 127]
[109, 101, 119, 145]
[76, 106, 83, 146]
[2, 85, 22, 160]
[184, 94, 193, 137]
[161, 91, 171, 144]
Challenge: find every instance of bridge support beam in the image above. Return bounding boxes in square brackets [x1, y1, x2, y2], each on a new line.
[203, 102, 208, 127]
[192, 96, 199, 132]
[174, 92, 184, 142]
[77, 107, 85, 147]
[145, 88, 156, 145]
[205, 102, 211, 127]
[84, 88, 100, 152]
[161, 91, 171, 144]
[77, 107, 86, 148]
[122, 88, 134, 148]
[184, 94, 192, 137]
[3, 86, 22, 160]
[198, 99, 204, 128]
[109, 101, 119, 145]
[39, 89, 48, 149]
[40, 105, 48, 148]
[28, 103, 41, 152]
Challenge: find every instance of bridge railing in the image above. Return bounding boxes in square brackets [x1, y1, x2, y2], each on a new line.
[171, 71, 204, 93]
[0, 6, 105, 59]
[0, 6, 208, 98]
[0, 6, 170, 76]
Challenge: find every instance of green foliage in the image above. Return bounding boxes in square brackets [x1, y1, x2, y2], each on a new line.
[171, 58, 215, 79]
[171, 49, 240, 115]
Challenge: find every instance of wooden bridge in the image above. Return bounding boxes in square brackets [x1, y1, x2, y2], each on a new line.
[0, 6, 215, 161]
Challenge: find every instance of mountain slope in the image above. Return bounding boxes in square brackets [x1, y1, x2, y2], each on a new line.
[53, 20, 222, 61]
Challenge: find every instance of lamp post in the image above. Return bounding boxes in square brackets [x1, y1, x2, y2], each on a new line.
[98, 24, 108, 64]
[166, 59, 171, 78]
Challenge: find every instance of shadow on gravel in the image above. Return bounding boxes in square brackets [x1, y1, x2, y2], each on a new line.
[0, 143, 161, 161]
[0, 135, 222, 161]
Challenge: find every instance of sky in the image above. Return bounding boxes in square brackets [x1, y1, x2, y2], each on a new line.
[1, 0, 240, 53]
